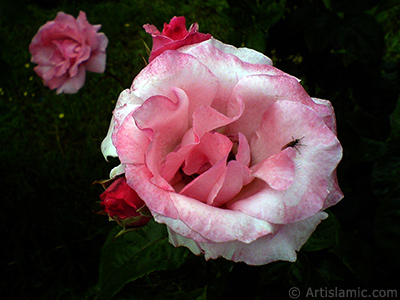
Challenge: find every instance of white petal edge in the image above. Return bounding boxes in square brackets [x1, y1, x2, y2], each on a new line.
[167, 211, 328, 265]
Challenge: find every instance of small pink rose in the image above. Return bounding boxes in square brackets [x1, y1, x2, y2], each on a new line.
[29, 11, 108, 94]
[143, 16, 211, 62]
[100, 176, 151, 228]
[101, 35, 343, 265]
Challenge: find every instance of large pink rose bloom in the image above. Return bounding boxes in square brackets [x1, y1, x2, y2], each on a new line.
[143, 16, 211, 62]
[29, 11, 108, 94]
[101, 38, 343, 265]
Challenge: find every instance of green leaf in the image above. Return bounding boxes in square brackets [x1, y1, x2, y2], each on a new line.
[288, 253, 327, 290]
[259, 261, 291, 288]
[357, 137, 387, 162]
[374, 198, 400, 266]
[175, 286, 207, 300]
[302, 211, 340, 252]
[304, 12, 340, 52]
[389, 96, 400, 142]
[330, 0, 377, 13]
[97, 221, 189, 300]
[376, 0, 400, 13]
[313, 255, 356, 283]
[331, 232, 374, 283]
[256, 0, 286, 29]
[336, 14, 384, 63]
[371, 155, 400, 198]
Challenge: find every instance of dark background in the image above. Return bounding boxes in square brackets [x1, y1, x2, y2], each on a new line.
[1, 0, 399, 299]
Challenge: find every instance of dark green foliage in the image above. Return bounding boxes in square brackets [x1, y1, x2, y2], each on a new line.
[97, 221, 189, 299]
[1, 0, 400, 299]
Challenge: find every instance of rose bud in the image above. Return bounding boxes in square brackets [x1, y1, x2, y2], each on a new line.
[143, 16, 211, 62]
[99, 176, 151, 229]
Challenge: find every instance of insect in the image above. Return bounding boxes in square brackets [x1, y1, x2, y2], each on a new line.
[281, 136, 305, 154]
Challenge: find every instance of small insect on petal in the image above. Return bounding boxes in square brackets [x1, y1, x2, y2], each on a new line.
[281, 136, 305, 154]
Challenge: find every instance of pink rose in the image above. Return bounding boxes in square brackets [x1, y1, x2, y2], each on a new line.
[101, 37, 343, 265]
[29, 11, 108, 94]
[143, 16, 211, 62]
[100, 176, 151, 228]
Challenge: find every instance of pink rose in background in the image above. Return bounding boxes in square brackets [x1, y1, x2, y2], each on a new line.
[29, 11, 108, 94]
[143, 16, 211, 62]
[101, 36, 343, 265]
[100, 176, 151, 228]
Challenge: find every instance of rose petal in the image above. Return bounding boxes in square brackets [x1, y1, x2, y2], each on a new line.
[192, 93, 244, 139]
[171, 212, 328, 265]
[226, 74, 313, 140]
[85, 50, 107, 73]
[114, 109, 150, 165]
[251, 149, 296, 191]
[310, 97, 338, 134]
[182, 131, 232, 175]
[161, 16, 189, 40]
[209, 160, 252, 207]
[179, 39, 291, 114]
[101, 89, 144, 161]
[180, 157, 227, 203]
[180, 38, 273, 66]
[133, 87, 190, 190]
[169, 192, 275, 243]
[322, 169, 344, 209]
[167, 227, 202, 254]
[126, 164, 180, 219]
[69, 45, 91, 77]
[143, 24, 161, 36]
[34, 65, 56, 81]
[144, 16, 211, 62]
[235, 132, 251, 166]
[55, 65, 86, 94]
[126, 164, 275, 244]
[131, 50, 219, 122]
[229, 100, 343, 223]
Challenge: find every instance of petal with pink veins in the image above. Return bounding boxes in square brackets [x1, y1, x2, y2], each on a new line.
[178, 40, 291, 113]
[133, 88, 190, 190]
[114, 110, 150, 165]
[131, 51, 219, 120]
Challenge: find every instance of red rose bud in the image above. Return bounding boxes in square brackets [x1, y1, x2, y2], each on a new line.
[100, 176, 151, 228]
[143, 16, 211, 62]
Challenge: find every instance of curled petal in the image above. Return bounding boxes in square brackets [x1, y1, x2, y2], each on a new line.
[180, 157, 227, 203]
[231, 100, 343, 224]
[251, 149, 296, 191]
[131, 50, 219, 121]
